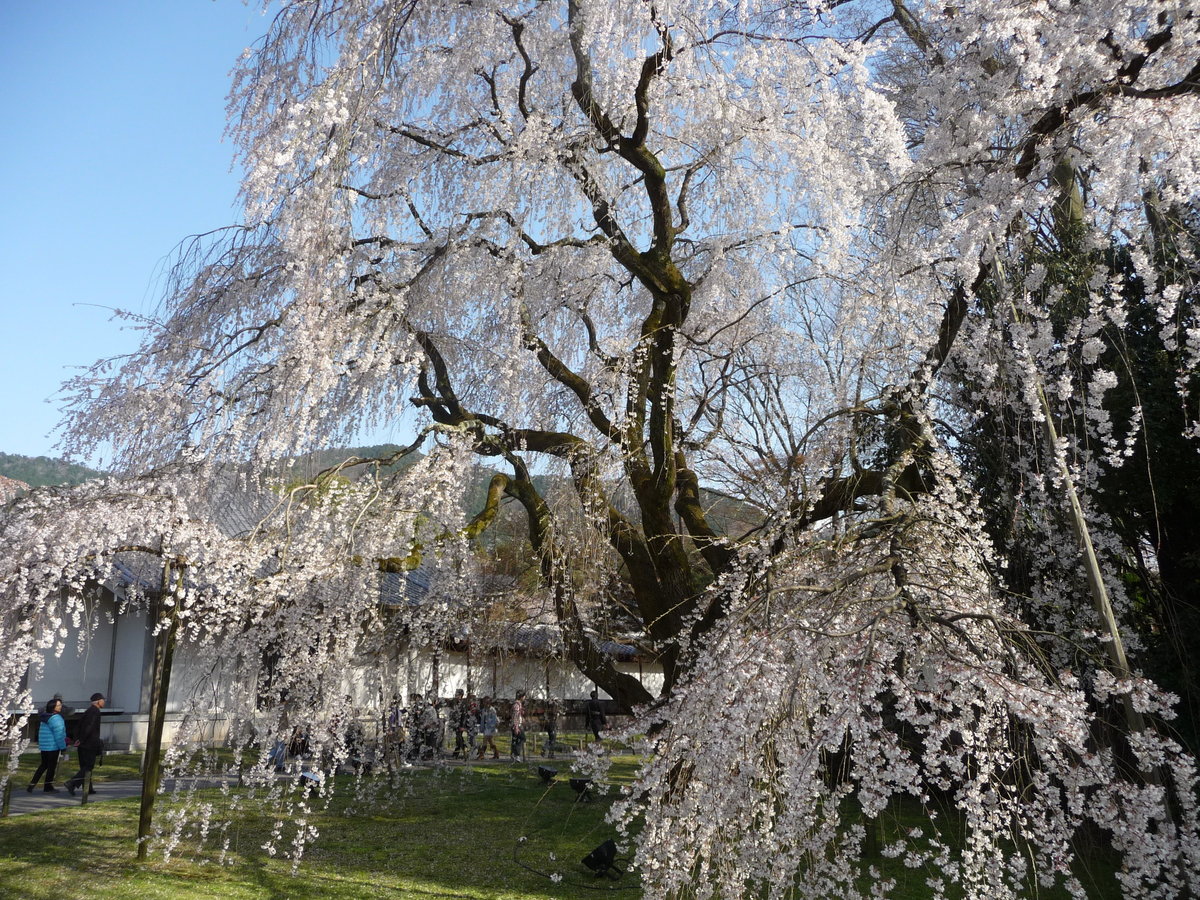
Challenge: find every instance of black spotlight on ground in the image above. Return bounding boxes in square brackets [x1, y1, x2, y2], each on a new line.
[537, 766, 558, 785]
[581, 839, 621, 879]
[569, 777, 593, 802]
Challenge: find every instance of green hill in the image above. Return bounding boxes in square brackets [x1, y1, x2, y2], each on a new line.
[1, 447, 759, 538]
[0, 453, 105, 488]
[0, 447, 412, 491]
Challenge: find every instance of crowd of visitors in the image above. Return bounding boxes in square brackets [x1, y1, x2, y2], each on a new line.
[376, 690, 606, 768]
[23, 687, 609, 785]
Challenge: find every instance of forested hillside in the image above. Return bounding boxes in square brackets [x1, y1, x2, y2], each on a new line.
[0, 447, 403, 490]
[0, 453, 103, 488]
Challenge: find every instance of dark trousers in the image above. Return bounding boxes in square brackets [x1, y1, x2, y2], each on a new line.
[66, 747, 100, 791]
[29, 750, 59, 789]
[511, 729, 526, 760]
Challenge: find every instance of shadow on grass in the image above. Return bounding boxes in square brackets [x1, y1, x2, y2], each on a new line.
[0, 764, 642, 900]
[3, 759, 1121, 899]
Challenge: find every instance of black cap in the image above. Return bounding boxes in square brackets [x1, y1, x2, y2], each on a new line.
[90, 692, 106, 702]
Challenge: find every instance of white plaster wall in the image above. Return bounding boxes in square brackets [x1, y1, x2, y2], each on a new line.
[436, 652, 471, 696]
[166, 639, 243, 716]
[102, 714, 234, 752]
[29, 593, 116, 707]
[553, 660, 599, 699]
[336, 645, 390, 710]
[31, 605, 666, 751]
[109, 605, 148, 714]
[617, 660, 663, 697]
[347, 649, 659, 703]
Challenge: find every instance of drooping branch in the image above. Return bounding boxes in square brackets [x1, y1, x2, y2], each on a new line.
[673, 453, 735, 575]
[566, 0, 677, 254]
[1014, 25, 1183, 180]
[500, 468, 655, 710]
[500, 14, 538, 122]
[518, 304, 622, 442]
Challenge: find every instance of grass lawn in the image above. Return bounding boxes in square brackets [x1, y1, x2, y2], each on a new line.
[0, 751, 642, 900]
[4, 749, 146, 785]
[0, 747, 1127, 899]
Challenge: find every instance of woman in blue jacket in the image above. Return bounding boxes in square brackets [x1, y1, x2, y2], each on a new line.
[27, 697, 67, 792]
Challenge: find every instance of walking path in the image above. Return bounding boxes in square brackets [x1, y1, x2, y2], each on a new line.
[3, 776, 236, 817]
[3, 754, 563, 818]
[5, 779, 144, 815]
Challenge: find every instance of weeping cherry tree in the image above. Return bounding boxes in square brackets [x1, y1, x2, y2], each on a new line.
[2, 0, 1199, 895]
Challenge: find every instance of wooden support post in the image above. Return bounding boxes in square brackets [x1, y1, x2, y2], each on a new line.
[1035, 384, 1148, 739]
[138, 561, 181, 860]
[989, 238, 1148, 741]
[864, 815, 881, 859]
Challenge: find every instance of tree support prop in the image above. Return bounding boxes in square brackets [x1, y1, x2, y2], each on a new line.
[1034, 384, 1148, 738]
[137, 561, 181, 860]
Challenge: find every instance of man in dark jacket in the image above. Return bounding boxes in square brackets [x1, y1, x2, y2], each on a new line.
[65, 692, 105, 796]
[585, 689, 607, 743]
[448, 689, 465, 758]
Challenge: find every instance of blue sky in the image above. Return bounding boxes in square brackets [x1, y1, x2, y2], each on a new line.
[0, 1, 273, 464]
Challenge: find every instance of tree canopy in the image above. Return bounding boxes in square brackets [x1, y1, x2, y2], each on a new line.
[3, 1, 1200, 896]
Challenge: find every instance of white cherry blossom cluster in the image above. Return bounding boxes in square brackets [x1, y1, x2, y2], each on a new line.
[604, 489, 1199, 899]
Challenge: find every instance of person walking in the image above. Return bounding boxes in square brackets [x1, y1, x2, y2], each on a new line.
[478, 697, 499, 759]
[543, 699, 559, 759]
[384, 693, 404, 769]
[27, 697, 67, 792]
[510, 690, 527, 762]
[65, 692, 105, 796]
[585, 689, 607, 743]
[465, 693, 480, 757]
[419, 695, 441, 760]
[404, 693, 424, 762]
[451, 689, 469, 759]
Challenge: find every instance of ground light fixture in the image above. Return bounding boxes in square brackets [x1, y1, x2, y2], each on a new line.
[581, 839, 621, 878]
[569, 777, 593, 801]
[537, 766, 558, 785]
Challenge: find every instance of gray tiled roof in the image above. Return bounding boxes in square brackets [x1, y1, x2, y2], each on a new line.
[201, 469, 282, 539]
[380, 568, 432, 606]
[98, 470, 639, 659]
[0, 475, 30, 505]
